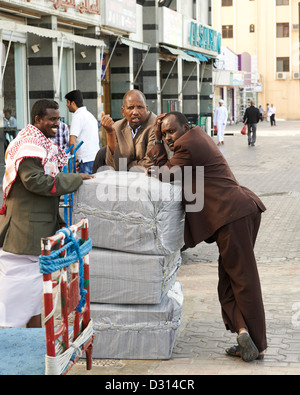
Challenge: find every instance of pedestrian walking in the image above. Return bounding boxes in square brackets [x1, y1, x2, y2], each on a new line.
[213, 99, 228, 146]
[269, 104, 276, 126]
[243, 101, 260, 147]
[259, 105, 264, 122]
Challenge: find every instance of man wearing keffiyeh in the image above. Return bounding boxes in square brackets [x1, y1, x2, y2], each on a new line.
[0, 99, 94, 328]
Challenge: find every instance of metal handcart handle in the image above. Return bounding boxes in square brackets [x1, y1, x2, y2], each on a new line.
[61, 141, 84, 226]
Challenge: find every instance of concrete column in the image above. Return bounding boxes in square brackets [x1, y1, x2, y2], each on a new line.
[27, 16, 58, 110]
[142, 1, 161, 115]
[74, 27, 102, 121]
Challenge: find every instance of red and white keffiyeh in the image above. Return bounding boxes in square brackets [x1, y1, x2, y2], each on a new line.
[0, 124, 68, 214]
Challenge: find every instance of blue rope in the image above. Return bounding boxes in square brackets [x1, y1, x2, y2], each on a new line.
[39, 228, 92, 313]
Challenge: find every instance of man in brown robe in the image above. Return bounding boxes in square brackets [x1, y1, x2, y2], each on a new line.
[147, 111, 267, 362]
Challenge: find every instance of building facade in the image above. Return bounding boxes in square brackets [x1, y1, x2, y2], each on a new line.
[214, 46, 245, 123]
[212, 0, 300, 120]
[0, 0, 222, 141]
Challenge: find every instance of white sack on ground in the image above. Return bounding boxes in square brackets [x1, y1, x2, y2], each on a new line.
[73, 171, 185, 255]
[90, 281, 183, 360]
[89, 248, 181, 304]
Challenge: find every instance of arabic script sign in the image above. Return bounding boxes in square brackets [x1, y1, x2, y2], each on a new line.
[48, 0, 100, 15]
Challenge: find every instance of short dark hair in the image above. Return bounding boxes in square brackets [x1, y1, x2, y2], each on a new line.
[65, 90, 84, 107]
[31, 99, 59, 124]
[165, 111, 189, 127]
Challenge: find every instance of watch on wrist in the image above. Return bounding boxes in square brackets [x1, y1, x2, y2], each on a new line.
[154, 140, 163, 145]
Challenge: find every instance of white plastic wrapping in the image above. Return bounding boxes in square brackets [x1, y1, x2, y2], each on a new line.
[90, 282, 183, 360]
[89, 248, 181, 304]
[73, 171, 185, 255]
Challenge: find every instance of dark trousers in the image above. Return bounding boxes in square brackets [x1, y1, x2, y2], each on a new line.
[213, 209, 267, 352]
[270, 114, 276, 126]
[247, 123, 257, 145]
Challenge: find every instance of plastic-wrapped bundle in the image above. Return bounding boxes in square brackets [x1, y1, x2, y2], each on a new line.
[89, 248, 181, 304]
[73, 171, 185, 255]
[90, 281, 183, 360]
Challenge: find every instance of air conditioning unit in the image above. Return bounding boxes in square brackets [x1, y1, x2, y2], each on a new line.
[293, 71, 300, 80]
[277, 72, 286, 80]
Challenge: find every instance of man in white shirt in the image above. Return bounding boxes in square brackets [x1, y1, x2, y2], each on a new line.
[269, 104, 276, 126]
[65, 90, 100, 174]
[214, 99, 228, 146]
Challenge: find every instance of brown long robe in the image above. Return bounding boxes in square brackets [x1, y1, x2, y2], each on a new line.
[148, 126, 267, 352]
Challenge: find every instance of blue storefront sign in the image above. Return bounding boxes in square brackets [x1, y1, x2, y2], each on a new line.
[189, 22, 221, 54]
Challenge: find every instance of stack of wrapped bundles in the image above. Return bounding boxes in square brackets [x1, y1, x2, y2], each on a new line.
[73, 171, 185, 359]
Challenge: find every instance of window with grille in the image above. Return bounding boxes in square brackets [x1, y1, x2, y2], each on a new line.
[277, 57, 290, 72]
[222, 0, 233, 6]
[277, 23, 289, 37]
[222, 25, 233, 38]
[276, 0, 289, 5]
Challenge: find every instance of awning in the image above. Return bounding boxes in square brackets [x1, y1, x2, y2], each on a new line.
[0, 19, 106, 47]
[119, 37, 150, 52]
[161, 44, 199, 63]
[185, 50, 208, 62]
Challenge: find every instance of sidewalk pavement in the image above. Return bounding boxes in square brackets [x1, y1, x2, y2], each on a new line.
[70, 120, 300, 376]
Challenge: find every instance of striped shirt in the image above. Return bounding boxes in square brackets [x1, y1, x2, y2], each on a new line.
[51, 122, 70, 151]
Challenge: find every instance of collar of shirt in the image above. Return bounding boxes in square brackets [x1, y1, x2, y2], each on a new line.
[128, 123, 141, 139]
[74, 106, 87, 116]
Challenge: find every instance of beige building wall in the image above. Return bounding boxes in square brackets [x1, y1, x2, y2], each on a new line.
[212, 0, 300, 120]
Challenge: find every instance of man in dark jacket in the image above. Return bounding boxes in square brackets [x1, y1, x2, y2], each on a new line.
[147, 111, 267, 362]
[243, 101, 260, 147]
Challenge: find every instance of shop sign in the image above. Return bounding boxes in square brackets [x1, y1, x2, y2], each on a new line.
[159, 7, 183, 47]
[230, 72, 244, 86]
[46, 0, 100, 15]
[189, 22, 221, 54]
[101, 0, 136, 33]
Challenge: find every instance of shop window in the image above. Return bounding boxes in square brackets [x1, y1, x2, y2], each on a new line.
[277, 23, 289, 37]
[276, 0, 289, 5]
[222, 25, 233, 38]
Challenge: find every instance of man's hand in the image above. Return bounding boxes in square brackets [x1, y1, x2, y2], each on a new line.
[101, 111, 117, 154]
[101, 112, 115, 134]
[154, 113, 167, 141]
[80, 173, 95, 180]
